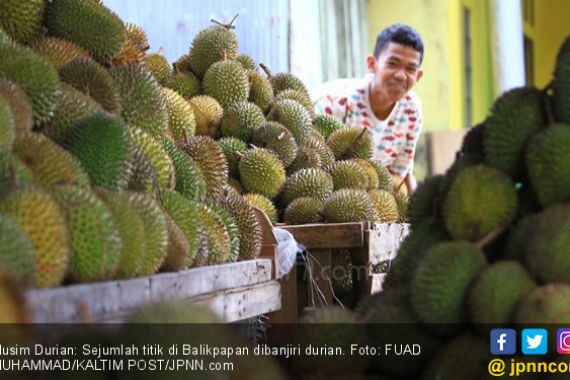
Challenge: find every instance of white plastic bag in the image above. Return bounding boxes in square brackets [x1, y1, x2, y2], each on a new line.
[273, 227, 300, 278]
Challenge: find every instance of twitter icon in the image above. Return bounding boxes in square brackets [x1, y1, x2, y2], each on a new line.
[522, 329, 548, 355]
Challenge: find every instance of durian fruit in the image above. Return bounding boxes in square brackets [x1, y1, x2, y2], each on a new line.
[238, 148, 285, 199]
[161, 214, 190, 272]
[303, 131, 336, 169]
[180, 136, 228, 200]
[286, 145, 323, 174]
[0, 186, 69, 288]
[260, 63, 309, 96]
[163, 139, 207, 200]
[410, 241, 486, 330]
[267, 99, 312, 145]
[187, 23, 238, 79]
[0, 79, 33, 135]
[281, 168, 334, 207]
[382, 217, 448, 290]
[126, 193, 168, 276]
[220, 192, 262, 261]
[284, 197, 324, 225]
[188, 95, 224, 138]
[218, 137, 248, 178]
[159, 190, 201, 268]
[0, 153, 33, 193]
[469, 261, 536, 326]
[422, 335, 490, 380]
[329, 160, 369, 190]
[515, 284, 570, 324]
[0, 96, 15, 154]
[526, 123, 570, 207]
[525, 204, 570, 283]
[323, 189, 378, 223]
[327, 127, 373, 160]
[13, 132, 90, 187]
[407, 174, 443, 228]
[220, 101, 265, 142]
[289, 307, 367, 376]
[172, 53, 192, 74]
[145, 53, 171, 85]
[368, 159, 393, 191]
[236, 54, 257, 71]
[110, 22, 149, 66]
[0, 0, 44, 44]
[164, 72, 202, 99]
[313, 114, 343, 139]
[44, 0, 126, 63]
[0, 46, 61, 126]
[275, 88, 315, 119]
[59, 59, 121, 115]
[206, 200, 240, 263]
[127, 144, 158, 194]
[503, 215, 537, 262]
[0, 26, 14, 48]
[40, 83, 102, 143]
[110, 63, 168, 138]
[368, 189, 399, 223]
[0, 214, 36, 287]
[62, 113, 130, 190]
[31, 37, 91, 70]
[50, 185, 121, 283]
[162, 87, 196, 142]
[353, 158, 380, 189]
[96, 190, 146, 279]
[196, 202, 232, 265]
[553, 36, 570, 124]
[129, 127, 175, 190]
[395, 192, 409, 223]
[442, 165, 517, 242]
[483, 87, 545, 179]
[243, 193, 278, 224]
[247, 69, 273, 113]
[252, 121, 298, 167]
[203, 58, 250, 108]
[228, 177, 244, 194]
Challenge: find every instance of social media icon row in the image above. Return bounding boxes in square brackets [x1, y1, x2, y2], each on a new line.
[491, 328, 570, 355]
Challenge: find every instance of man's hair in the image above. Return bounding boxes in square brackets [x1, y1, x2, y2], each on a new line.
[373, 23, 424, 64]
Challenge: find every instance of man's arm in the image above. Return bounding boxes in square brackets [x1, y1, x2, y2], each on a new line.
[405, 172, 417, 194]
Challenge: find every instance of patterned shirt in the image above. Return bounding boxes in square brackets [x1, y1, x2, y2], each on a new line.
[314, 76, 423, 177]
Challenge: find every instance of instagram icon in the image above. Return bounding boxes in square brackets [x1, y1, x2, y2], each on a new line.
[557, 329, 570, 354]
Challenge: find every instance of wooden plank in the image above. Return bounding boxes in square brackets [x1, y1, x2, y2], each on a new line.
[193, 281, 281, 322]
[253, 207, 279, 279]
[26, 259, 273, 323]
[281, 222, 367, 249]
[267, 264, 298, 323]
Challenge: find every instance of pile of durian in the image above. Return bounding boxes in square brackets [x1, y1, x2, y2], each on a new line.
[0, 0, 403, 295]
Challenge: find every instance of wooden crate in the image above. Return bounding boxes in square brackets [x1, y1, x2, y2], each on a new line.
[26, 211, 283, 324]
[279, 222, 409, 308]
[26, 259, 280, 323]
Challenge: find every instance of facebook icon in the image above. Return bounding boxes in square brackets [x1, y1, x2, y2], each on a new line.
[491, 329, 516, 355]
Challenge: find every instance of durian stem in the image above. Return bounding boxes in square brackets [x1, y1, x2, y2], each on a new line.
[394, 173, 408, 196]
[210, 14, 238, 30]
[542, 82, 556, 125]
[259, 63, 273, 78]
[475, 222, 509, 250]
[344, 127, 367, 158]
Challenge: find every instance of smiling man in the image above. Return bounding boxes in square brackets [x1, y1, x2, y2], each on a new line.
[315, 23, 424, 193]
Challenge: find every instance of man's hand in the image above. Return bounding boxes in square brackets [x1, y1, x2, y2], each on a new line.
[405, 172, 417, 194]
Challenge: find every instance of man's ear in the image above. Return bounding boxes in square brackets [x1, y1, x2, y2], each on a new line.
[366, 55, 376, 73]
[415, 69, 424, 82]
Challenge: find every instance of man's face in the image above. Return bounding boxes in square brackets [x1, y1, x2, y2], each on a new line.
[367, 42, 423, 103]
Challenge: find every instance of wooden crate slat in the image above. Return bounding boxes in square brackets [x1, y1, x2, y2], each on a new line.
[281, 222, 368, 249]
[26, 259, 273, 323]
